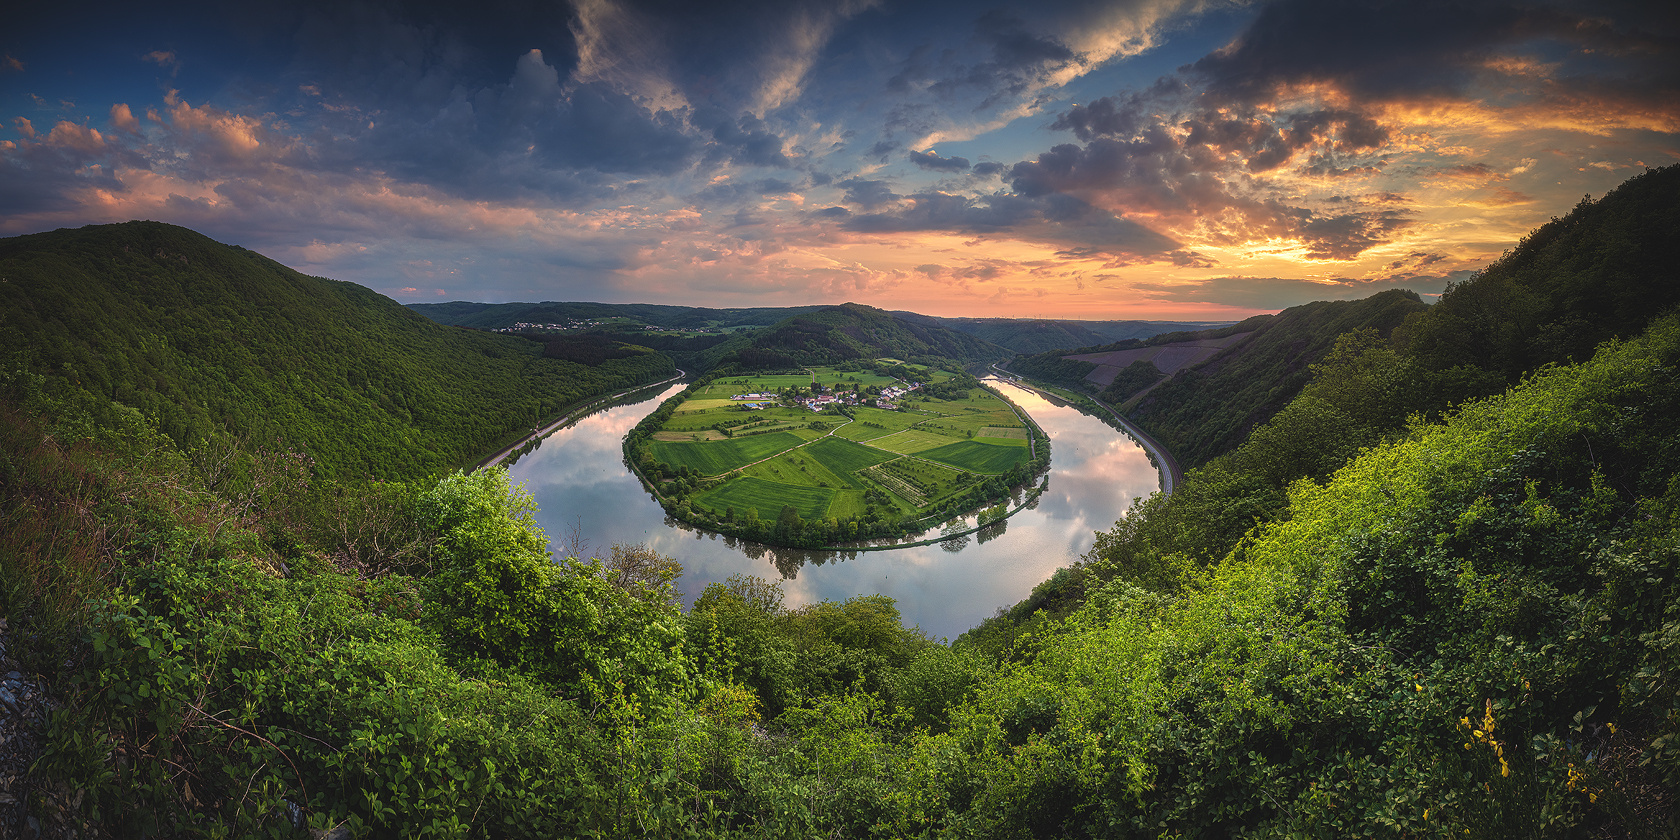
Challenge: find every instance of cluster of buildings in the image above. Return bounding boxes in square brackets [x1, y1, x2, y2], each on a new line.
[496, 318, 609, 333]
[873, 382, 919, 408]
[727, 380, 922, 413]
[496, 320, 727, 334]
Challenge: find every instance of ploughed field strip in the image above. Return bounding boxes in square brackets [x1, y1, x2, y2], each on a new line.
[643, 365, 1036, 522]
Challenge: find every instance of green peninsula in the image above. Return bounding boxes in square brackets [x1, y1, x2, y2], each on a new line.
[625, 361, 1049, 546]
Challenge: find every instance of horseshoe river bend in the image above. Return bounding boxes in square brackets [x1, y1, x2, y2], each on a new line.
[503, 377, 1161, 641]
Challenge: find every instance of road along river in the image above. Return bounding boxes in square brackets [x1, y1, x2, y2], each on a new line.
[504, 377, 1161, 641]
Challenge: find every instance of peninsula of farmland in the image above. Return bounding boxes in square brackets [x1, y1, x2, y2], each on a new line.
[624, 360, 1049, 547]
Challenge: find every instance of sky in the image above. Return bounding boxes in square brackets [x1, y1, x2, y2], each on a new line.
[3, 0, 1676, 319]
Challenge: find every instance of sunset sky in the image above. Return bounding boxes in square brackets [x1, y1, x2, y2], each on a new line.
[3, 0, 1675, 318]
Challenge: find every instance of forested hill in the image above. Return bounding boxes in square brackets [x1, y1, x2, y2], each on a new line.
[721, 302, 1007, 369]
[1126, 289, 1427, 467]
[888, 313, 1232, 353]
[1009, 290, 1426, 467]
[1400, 164, 1680, 377]
[0, 221, 674, 479]
[408, 300, 833, 331]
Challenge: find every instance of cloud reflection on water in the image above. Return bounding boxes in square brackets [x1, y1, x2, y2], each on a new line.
[505, 379, 1159, 640]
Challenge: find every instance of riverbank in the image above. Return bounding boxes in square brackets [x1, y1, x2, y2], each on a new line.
[990, 363, 1183, 495]
[475, 370, 687, 471]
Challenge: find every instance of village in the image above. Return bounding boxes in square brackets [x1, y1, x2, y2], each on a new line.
[730, 380, 921, 412]
[496, 319, 729, 335]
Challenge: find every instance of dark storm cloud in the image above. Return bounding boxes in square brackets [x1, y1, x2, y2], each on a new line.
[976, 9, 1077, 69]
[971, 161, 1007, 178]
[997, 0, 1678, 261]
[1055, 95, 1390, 169]
[691, 177, 801, 203]
[845, 192, 1036, 232]
[908, 149, 971, 171]
[1050, 94, 1149, 142]
[329, 60, 698, 205]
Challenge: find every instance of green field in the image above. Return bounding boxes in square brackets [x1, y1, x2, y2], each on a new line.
[693, 477, 834, 521]
[834, 407, 925, 441]
[742, 447, 856, 489]
[638, 370, 1043, 544]
[663, 404, 811, 432]
[646, 431, 804, 475]
[868, 428, 966, 455]
[803, 436, 899, 473]
[919, 440, 1030, 474]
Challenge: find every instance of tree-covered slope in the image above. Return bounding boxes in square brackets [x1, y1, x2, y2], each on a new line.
[890, 314, 1112, 353]
[0, 221, 673, 479]
[9, 312, 1674, 838]
[408, 300, 831, 331]
[1400, 163, 1680, 377]
[945, 317, 1680, 837]
[1123, 289, 1427, 467]
[890, 313, 1235, 353]
[722, 302, 1007, 369]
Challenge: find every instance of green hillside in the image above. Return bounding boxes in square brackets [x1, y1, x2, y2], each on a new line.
[892, 313, 1231, 353]
[407, 300, 833, 331]
[0, 222, 674, 479]
[724, 303, 1006, 369]
[1400, 165, 1680, 377]
[1125, 289, 1428, 467]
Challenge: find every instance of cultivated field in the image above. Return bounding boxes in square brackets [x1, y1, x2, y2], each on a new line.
[646, 431, 804, 475]
[919, 440, 1030, 474]
[640, 366, 1042, 533]
[692, 477, 835, 521]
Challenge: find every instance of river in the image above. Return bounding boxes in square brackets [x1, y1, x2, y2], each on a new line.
[504, 377, 1160, 641]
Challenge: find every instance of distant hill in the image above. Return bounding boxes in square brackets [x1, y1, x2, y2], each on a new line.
[890, 313, 1232, 353]
[0, 222, 674, 479]
[1009, 291, 1427, 468]
[1124, 290, 1428, 466]
[408, 300, 832, 331]
[721, 303, 1007, 369]
[411, 301, 1231, 356]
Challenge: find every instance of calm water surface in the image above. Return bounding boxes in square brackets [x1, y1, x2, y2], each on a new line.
[504, 378, 1160, 640]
